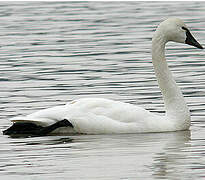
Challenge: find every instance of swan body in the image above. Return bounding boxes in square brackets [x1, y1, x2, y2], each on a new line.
[10, 98, 176, 134]
[4, 18, 203, 135]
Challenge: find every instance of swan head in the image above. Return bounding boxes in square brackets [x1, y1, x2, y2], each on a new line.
[156, 17, 203, 49]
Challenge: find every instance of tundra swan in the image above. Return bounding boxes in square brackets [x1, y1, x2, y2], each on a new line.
[3, 18, 203, 135]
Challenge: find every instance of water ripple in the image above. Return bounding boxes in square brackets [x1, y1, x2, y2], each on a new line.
[0, 1, 205, 180]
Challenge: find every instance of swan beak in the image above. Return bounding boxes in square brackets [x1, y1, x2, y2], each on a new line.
[185, 29, 203, 49]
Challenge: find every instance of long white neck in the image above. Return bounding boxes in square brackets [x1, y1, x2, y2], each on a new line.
[152, 30, 190, 130]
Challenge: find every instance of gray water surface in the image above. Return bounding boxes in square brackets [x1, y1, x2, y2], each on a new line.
[0, 2, 205, 179]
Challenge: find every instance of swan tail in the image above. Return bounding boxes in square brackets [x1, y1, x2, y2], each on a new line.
[3, 122, 43, 135]
[3, 119, 73, 136]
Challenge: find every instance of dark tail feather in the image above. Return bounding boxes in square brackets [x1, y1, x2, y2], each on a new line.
[3, 119, 73, 136]
[3, 122, 42, 135]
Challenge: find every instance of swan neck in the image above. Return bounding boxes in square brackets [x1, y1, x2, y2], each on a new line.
[152, 32, 190, 129]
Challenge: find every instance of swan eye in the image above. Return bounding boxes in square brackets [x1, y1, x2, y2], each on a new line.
[182, 26, 188, 31]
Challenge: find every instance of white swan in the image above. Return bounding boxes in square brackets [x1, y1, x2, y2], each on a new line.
[4, 18, 203, 135]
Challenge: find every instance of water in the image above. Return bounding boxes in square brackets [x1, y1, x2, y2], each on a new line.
[0, 1, 205, 179]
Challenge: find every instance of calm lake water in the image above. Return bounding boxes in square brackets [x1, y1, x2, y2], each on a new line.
[0, 1, 205, 179]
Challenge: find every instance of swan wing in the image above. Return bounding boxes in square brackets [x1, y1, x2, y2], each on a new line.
[66, 98, 155, 123]
[64, 98, 170, 134]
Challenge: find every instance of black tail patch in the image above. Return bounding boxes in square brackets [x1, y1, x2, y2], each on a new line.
[3, 119, 73, 136]
[3, 122, 42, 135]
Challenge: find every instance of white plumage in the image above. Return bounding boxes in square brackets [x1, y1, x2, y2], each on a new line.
[11, 98, 173, 134]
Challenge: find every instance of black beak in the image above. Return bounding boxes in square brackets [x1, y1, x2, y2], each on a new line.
[185, 28, 203, 49]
